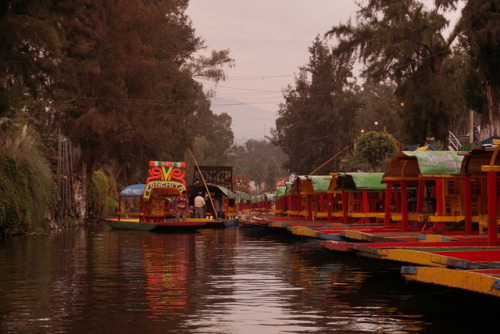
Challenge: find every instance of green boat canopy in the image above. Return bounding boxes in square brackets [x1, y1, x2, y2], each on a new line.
[252, 195, 262, 203]
[235, 190, 252, 201]
[275, 185, 287, 198]
[266, 193, 276, 201]
[337, 173, 385, 190]
[384, 151, 464, 178]
[298, 175, 331, 193]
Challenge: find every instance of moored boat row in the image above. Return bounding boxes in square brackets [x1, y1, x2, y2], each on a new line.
[237, 140, 500, 297]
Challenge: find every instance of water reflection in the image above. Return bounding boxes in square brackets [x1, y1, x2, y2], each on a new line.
[0, 225, 498, 333]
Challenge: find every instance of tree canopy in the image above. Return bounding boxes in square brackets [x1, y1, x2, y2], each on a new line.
[327, 0, 471, 144]
[271, 37, 360, 175]
[0, 0, 235, 186]
[230, 139, 287, 192]
[270, 0, 499, 177]
[462, 0, 500, 138]
[342, 131, 399, 172]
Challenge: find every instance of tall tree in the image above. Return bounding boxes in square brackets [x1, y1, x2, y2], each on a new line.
[356, 82, 403, 139]
[343, 131, 399, 172]
[189, 112, 234, 166]
[56, 0, 233, 184]
[271, 37, 360, 174]
[462, 0, 500, 139]
[327, 0, 467, 145]
[0, 1, 64, 135]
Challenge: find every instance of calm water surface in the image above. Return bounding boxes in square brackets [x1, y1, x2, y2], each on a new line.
[0, 223, 498, 333]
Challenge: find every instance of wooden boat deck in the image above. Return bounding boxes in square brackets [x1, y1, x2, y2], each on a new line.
[402, 266, 500, 297]
[240, 201, 500, 299]
[105, 216, 240, 231]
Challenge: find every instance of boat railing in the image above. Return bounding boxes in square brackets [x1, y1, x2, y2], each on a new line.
[448, 130, 461, 151]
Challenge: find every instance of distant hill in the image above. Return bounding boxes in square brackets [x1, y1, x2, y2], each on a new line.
[210, 98, 277, 145]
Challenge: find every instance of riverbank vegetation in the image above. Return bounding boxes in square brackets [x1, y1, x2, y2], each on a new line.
[0, 0, 236, 236]
[0, 124, 55, 236]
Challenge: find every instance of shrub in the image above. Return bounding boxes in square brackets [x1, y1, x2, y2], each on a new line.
[0, 124, 56, 236]
[343, 131, 399, 172]
[89, 170, 117, 218]
[0, 156, 30, 236]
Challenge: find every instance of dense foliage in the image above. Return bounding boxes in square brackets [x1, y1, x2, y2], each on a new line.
[0, 0, 234, 185]
[342, 131, 399, 172]
[89, 170, 117, 218]
[230, 139, 288, 192]
[271, 37, 360, 174]
[0, 124, 55, 237]
[326, 0, 471, 144]
[462, 0, 500, 138]
[0, 155, 29, 237]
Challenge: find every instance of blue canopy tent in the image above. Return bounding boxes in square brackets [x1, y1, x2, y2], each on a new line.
[119, 184, 146, 197]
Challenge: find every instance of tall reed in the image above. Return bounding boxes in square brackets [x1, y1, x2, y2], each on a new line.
[0, 123, 56, 236]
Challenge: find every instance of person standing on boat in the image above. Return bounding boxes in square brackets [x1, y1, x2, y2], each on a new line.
[214, 194, 223, 219]
[194, 192, 206, 218]
[175, 190, 189, 222]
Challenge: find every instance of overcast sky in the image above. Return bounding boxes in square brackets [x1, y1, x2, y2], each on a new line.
[186, 1, 359, 140]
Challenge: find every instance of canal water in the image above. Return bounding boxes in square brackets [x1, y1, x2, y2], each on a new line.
[0, 224, 498, 333]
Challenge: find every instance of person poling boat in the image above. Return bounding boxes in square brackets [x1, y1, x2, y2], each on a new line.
[175, 190, 189, 222]
[194, 191, 206, 218]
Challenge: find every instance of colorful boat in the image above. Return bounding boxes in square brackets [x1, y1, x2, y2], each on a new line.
[106, 161, 241, 231]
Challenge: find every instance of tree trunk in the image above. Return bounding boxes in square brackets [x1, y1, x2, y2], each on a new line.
[480, 80, 500, 141]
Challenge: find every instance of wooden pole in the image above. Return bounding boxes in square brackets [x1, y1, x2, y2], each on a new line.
[308, 145, 351, 176]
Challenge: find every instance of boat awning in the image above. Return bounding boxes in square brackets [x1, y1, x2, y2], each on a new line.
[265, 193, 276, 201]
[383, 151, 463, 180]
[275, 185, 287, 198]
[297, 175, 331, 194]
[119, 184, 146, 197]
[235, 190, 252, 201]
[188, 183, 236, 199]
[406, 151, 463, 175]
